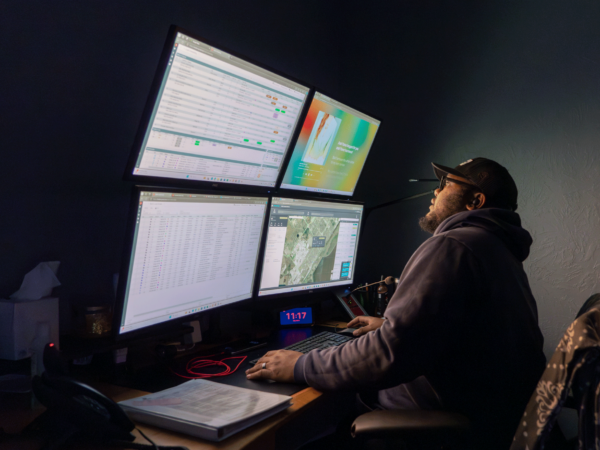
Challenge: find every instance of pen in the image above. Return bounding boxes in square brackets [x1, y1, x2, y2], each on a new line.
[230, 342, 267, 355]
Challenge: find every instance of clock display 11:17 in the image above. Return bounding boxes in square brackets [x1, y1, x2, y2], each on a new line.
[280, 307, 312, 325]
[286, 312, 307, 321]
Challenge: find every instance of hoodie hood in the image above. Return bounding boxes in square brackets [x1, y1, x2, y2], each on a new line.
[435, 208, 533, 261]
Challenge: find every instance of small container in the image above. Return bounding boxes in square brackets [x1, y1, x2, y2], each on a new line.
[84, 306, 112, 337]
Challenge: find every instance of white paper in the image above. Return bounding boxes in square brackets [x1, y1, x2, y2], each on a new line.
[10, 261, 61, 300]
[119, 379, 291, 428]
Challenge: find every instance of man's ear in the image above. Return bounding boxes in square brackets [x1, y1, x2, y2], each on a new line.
[466, 192, 486, 210]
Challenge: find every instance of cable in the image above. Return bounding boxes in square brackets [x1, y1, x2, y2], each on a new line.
[169, 352, 248, 379]
[137, 428, 158, 450]
[350, 280, 382, 293]
[351, 276, 399, 294]
[109, 436, 189, 449]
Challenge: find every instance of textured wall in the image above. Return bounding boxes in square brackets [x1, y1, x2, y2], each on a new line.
[431, 133, 600, 356]
[351, 4, 600, 435]
[355, 1, 600, 359]
[425, 1, 600, 356]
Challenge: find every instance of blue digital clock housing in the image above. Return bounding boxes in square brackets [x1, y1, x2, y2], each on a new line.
[280, 307, 313, 326]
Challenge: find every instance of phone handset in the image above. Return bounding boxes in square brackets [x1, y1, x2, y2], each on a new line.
[26, 343, 190, 449]
[31, 372, 136, 442]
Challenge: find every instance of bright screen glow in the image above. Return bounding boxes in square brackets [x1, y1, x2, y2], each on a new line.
[131, 31, 309, 188]
[258, 198, 363, 296]
[118, 190, 268, 335]
[280, 92, 380, 196]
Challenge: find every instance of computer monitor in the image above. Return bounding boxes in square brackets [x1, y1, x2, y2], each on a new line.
[279, 92, 381, 197]
[258, 197, 364, 297]
[114, 187, 269, 338]
[125, 26, 311, 190]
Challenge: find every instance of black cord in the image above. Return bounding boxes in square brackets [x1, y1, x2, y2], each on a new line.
[137, 428, 158, 450]
[102, 428, 189, 450]
[106, 440, 189, 450]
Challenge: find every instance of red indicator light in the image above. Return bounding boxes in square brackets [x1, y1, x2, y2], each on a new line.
[49, 343, 55, 347]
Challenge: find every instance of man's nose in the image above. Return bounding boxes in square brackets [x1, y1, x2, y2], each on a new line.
[434, 188, 441, 197]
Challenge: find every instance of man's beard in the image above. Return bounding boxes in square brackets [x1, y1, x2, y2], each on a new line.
[419, 191, 468, 234]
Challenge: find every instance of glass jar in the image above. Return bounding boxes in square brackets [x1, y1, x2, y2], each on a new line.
[84, 306, 112, 337]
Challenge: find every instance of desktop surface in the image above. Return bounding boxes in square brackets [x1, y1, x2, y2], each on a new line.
[0, 324, 354, 449]
[214, 326, 339, 395]
[111, 324, 355, 450]
[0, 380, 336, 450]
[110, 326, 335, 397]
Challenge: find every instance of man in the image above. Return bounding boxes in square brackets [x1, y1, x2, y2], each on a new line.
[247, 158, 546, 449]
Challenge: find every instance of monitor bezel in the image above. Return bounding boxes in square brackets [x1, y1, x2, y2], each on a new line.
[276, 87, 383, 200]
[252, 192, 365, 301]
[112, 184, 271, 342]
[123, 24, 314, 195]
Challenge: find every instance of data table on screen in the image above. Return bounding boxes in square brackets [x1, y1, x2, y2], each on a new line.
[119, 194, 267, 334]
[133, 34, 308, 188]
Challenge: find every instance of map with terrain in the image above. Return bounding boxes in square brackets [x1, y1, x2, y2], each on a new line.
[279, 217, 340, 286]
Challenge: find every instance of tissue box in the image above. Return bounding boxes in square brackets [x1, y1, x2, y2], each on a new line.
[0, 297, 59, 360]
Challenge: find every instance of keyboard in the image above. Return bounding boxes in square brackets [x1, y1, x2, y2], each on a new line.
[248, 331, 353, 365]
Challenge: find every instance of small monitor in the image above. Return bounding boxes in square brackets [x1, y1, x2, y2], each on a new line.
[126, 27, 310, 189]
[279, 92, 380, 196]
[115, 188, 268, 337]
[258, 197, 364, 297]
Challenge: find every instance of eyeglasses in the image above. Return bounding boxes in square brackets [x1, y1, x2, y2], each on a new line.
[439, 175, 480, 192]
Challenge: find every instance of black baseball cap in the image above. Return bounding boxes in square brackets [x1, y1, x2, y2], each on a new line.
[431, 157, 518, 211]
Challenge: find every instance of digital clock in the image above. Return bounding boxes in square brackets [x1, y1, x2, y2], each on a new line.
[279, 307, 313, 326]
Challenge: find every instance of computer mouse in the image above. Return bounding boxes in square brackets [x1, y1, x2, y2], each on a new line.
[337, 328, 358, 337]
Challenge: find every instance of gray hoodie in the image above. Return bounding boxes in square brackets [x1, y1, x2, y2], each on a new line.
[294, 208, 545, 449]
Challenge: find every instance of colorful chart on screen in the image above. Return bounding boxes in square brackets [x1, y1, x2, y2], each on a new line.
[280, 92, 380, 196]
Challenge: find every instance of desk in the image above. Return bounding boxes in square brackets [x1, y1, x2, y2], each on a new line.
[104, 383, 329, 450]
[1, 326, 355, 449]
[1, 384, 353, 450]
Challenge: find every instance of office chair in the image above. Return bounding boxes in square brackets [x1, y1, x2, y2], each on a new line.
[510, 293, 600, 450]
[351, 294, 600, 450]
[350, 408, 470, 449]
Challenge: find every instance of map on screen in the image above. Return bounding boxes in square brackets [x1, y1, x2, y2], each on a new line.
[279, 216, 341, 285]
[259, 198, 363, 297]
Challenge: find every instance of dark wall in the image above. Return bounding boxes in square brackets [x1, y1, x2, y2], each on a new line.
[1, 0, 476, 328]
[354, 1, 600, 362]
[347, 0, 491, 284]
[1, 0, 346, 327]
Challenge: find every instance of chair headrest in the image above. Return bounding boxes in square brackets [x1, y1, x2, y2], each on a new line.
[576, 294, 600, 319]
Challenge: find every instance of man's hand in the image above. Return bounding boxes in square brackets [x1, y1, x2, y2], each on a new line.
[245, 350, 303, 382]
[347, 315, 385, 337]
